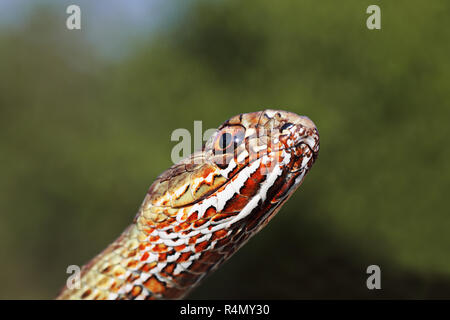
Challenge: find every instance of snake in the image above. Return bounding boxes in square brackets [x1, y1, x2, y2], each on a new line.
[57, 109, 320, 300]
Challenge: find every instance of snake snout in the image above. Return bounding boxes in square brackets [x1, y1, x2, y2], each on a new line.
[293, 115, 320, 157]
[296, 115, 317, 131]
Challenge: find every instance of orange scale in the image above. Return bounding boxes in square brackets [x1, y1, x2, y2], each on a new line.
[176, 251, 193, 263]
[156, 217, 176, 230]
[149, 235, 160, 242]
[240, 177, 259, 197]
[127, 249, 138, 258]
[203, 206, 217, 219]
[159, 252, 168, 261]
[211, 229, 228, 241]
[194, 240, 209, 253]
[143, 277, 166, 294]
[220, 194, 249, 213]
[211, 212, 237, 223]
[140, 261, 157, 272]
[151, 243, 169, 253]
[174, 244, 186, 252]
[114, 269, 125, 277]
[127, 260, 138, 269]
[162, 263, 175, 276]
[188, 234, 201, 245]
[138, 243, 148, 251]
[193, 219, 208, 228]
[186, 211, 198, 223]
[142, 228, 154, 234]
[130, 285, 142, 298]
[140, 252, 149, 262]
[180, 230, 190, 236]
[179, 221, 191, 231]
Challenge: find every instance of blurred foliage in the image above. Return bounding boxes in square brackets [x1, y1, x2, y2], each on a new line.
[0, 0, 450, 299]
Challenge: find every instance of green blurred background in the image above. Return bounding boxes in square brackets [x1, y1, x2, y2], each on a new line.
[1, 0, 449, 299]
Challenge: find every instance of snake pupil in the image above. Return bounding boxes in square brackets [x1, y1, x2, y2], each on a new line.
[220, 132, 232, 149]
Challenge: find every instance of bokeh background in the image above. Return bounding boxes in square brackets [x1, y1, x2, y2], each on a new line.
[1, 0, 449, 299]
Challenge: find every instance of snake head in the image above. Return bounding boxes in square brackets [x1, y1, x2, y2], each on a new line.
[144, 109, 319, 227]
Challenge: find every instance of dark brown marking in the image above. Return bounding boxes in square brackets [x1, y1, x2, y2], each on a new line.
[101, 265, 112, 274]
[188, 260, 213, 274]
[81, 289, 92, 299]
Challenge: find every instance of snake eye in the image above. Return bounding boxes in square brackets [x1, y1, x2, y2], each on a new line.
[219, 132, 233, 150]
[280, 122, 294, 131]
[213, 125, 246, 154]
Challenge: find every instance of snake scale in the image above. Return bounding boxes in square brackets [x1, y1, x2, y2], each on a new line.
[57, 109, 320, 300]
